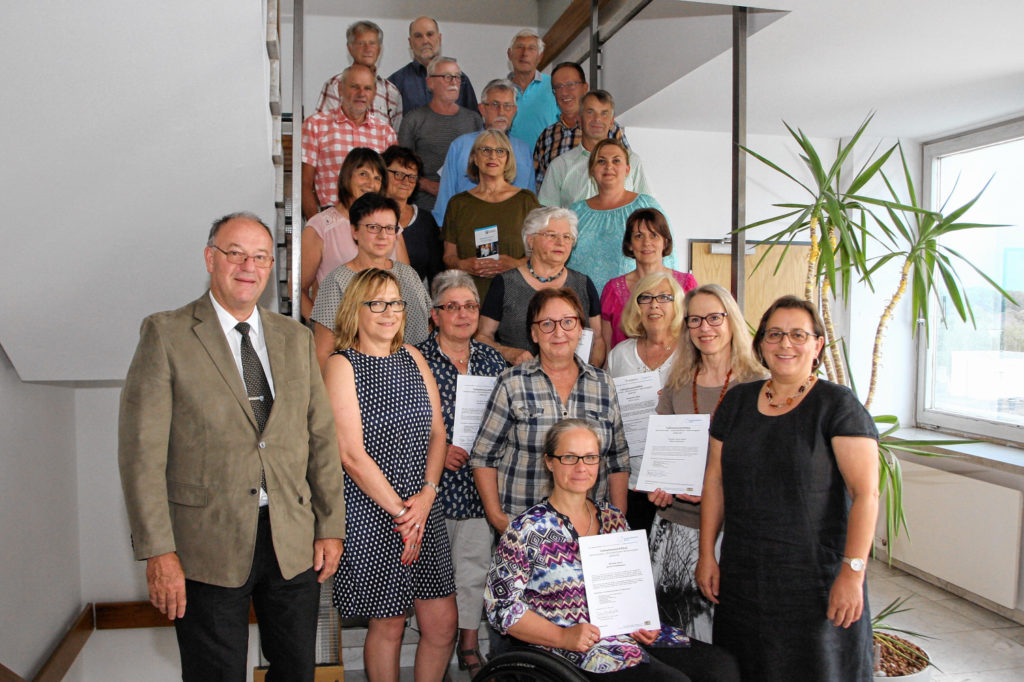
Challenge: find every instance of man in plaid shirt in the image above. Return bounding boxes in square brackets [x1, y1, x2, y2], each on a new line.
[300, 63, 397, 220]
[532, 62, 629, 188]
[313, 20, 402, 131]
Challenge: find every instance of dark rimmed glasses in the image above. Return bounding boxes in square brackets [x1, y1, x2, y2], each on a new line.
[363, 300, 407, 313]
[533, 316, 579, 333]
[685, 312, 728, 329]
[547, 453, 600, 465]
[763, 329, 818, 345]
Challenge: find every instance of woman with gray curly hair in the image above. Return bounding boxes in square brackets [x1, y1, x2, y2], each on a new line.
[476, 206, 605, 366]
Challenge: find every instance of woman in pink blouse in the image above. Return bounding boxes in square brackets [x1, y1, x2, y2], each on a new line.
[600, 207, 696, 353]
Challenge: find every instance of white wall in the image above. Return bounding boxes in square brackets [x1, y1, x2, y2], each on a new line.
[0, 346, 79, 678]
[0, 0, 277, 383]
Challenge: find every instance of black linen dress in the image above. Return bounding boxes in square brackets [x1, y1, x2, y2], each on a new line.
[708, 380, 878, 681]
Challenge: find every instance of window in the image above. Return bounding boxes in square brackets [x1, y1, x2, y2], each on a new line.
[917, 117, 1024, 444]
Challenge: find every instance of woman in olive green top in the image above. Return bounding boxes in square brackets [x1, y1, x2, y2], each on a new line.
[647, 284, 765, 641]
[442, 129, 539, 300]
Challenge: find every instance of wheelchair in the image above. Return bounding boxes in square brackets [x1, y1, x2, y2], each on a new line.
[472, 647, 588, 682]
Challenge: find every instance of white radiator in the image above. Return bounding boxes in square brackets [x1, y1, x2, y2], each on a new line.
[886, 459, 1023, 608]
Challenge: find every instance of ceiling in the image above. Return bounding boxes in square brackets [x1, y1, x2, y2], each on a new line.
[615, 0, 1024, 141]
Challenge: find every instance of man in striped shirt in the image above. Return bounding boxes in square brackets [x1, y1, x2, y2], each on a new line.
[314, 20, 403, 131]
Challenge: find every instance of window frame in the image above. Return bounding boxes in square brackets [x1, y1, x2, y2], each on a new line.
[915, 115, 1024, 445]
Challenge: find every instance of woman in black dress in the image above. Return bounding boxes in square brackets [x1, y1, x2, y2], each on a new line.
[696, 296, 879, 681]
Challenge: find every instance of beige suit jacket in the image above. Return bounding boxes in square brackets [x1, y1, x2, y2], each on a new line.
[118, 293, 345, 587]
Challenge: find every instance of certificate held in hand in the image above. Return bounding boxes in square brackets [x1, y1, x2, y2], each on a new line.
[634, 414, 711, 495]
[579, 529, 660, 637]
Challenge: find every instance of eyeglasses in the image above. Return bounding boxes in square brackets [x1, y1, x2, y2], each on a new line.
[685, 312, 728, 328]
[360, 223, 400, 235]
[552, 81, 585, 92]
[536, 231, 575, 244]
[763, 329, 818, 345]
[429, 73, 462, 84]
[637, 293, 674, 305]
[547, 453, 601, 465]
[387, 168, 418, 183]
[352, 40, 379, 49]
[363, 299, 407, 313]
[533, 316, 579, 333]
[208, 244, 274, 269]
[482, 101, 516, 112]
[433, 302, 480, 313]
[475, 146, 508, 158]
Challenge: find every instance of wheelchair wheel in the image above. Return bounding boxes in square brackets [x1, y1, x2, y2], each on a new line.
[472, 647, 589, 682]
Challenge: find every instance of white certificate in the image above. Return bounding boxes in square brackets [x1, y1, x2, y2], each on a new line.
[611, 372, 662, 488]
[451, 375, 498, 450]
[634, 414, 711, 495]
[579, 530, 660, 637]
[575, 327, 594, 363]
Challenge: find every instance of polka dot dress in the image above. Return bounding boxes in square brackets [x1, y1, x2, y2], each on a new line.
[332, 347, 455, 618]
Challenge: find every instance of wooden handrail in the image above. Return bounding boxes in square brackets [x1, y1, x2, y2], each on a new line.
[31, 604, 93, 682]
[1, 661, 26, 682]
[540, 0, 612, 71]
[94, 601, 258, 630]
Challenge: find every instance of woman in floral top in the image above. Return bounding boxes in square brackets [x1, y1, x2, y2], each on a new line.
[417, 269, 506, 677]
[485, 419, 740, 681]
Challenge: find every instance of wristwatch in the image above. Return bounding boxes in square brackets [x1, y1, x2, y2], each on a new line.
[843, 557, 866, 572]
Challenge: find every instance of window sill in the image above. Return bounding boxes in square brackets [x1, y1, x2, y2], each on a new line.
[895, 427, 1024, 475]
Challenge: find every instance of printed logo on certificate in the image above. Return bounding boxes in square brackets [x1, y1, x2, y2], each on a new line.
[474, 225, 499, 260]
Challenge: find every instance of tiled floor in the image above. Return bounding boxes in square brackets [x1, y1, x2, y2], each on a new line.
[867, 559, 1024, 680]
[344, 559, 1024, 680]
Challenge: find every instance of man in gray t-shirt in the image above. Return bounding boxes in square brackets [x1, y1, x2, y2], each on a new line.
[398, 55, 482, 211]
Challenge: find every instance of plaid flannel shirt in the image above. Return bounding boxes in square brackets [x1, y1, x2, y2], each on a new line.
[533, 120, 629, 187]
[469, 356, 630, 516]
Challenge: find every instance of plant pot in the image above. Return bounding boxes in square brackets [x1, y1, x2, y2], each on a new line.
[873, 635, 932, 680]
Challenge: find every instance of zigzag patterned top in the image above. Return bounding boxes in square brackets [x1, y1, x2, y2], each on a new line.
[486, 500, 689, 673]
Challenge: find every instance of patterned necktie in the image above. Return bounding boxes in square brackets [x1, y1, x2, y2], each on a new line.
[236, 322, 273, 494]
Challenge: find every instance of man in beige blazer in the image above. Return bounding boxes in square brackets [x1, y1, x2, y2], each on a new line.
[118, 212, 345, 681]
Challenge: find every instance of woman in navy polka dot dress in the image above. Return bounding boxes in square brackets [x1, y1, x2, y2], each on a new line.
[324, 263, 456, 681]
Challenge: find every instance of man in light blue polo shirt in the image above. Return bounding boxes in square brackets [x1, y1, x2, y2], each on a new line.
[433, 78, 536, 224]
[506, 29, 560, 150]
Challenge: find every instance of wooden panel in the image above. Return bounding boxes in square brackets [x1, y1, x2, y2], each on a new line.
[32, 604, 93, 682]
[690, 241, 809, 329]
[254, 665, 344, 682]
[95, 600, 257, 629]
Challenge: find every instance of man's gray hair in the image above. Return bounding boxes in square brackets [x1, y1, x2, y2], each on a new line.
[521, 206, 578, 257]
[208, 212, 272, 244]
[347, 20, 382, 45]
[426, 55, 459, 77]
[509, 28, 544, 53]
[430, 270, 480, 305]
[481, 78, 517, 104]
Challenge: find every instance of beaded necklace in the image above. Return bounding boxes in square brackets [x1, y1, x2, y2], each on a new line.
[527, 259, 564, 283]
[693, 368, 732, 421]
[764, 374, 816, 408]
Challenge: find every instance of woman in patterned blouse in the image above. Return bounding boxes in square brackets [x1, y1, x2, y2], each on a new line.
[484, 418, 740, 681]
[416, 269, 506, 678]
